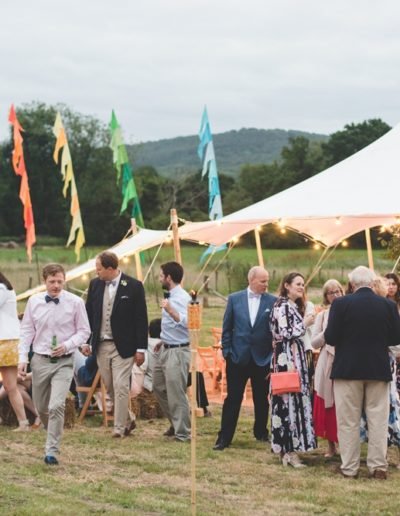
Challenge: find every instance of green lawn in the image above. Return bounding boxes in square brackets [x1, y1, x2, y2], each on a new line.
[0, 408, 399, 515]
[1, 244, 399, 514]
[0, 244, 394, 310]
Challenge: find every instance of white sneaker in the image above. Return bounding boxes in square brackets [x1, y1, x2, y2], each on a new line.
[282, 452, 306, 468]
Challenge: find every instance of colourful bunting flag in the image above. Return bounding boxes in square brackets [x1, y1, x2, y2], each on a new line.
[109, 110, 144, 226]
[8, 105, 36, 262]
[53, 113, 85, 261]
[198, 106, 226, 261]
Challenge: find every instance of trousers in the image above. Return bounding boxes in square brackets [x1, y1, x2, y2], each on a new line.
[31, 353, 74, 456]
[334, 379, 390, 476]
[153, 345, 191, 441]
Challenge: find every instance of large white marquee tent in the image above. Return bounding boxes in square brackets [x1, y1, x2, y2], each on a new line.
[180, 123, 400, 247]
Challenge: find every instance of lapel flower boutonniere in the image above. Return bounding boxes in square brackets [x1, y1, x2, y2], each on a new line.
[121, 280, 127, 287]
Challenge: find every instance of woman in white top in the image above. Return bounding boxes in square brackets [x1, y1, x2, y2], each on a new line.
[0, 272, 30, 430]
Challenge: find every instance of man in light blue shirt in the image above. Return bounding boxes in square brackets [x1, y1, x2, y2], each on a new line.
[153, 261, 191, 442]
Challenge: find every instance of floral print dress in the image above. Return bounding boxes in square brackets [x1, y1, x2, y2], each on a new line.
[269, 297, 317, 455]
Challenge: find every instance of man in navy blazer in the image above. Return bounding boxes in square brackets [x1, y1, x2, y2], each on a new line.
[213, 266, 276, 450]
[325, 265, 400, 479]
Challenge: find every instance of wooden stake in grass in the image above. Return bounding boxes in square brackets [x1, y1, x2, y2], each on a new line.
[188, 291, 201, 516]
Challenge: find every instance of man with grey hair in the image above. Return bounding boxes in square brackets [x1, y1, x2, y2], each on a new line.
[213, 266, 276, 450]
[325, 265, 400, 479]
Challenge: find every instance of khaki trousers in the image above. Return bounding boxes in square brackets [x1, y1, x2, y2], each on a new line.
[31, 353, 74, 456]
[153, 346, 191, 441]
[96, 340, 134, 435]
[334, 379, 390, 476]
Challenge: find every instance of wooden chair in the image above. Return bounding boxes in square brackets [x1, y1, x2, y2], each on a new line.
[210, 327, 228, 399]
[211, 327, 222, 348]
[210, 326, 251, 402]
[77, 370, 113, 427]
[214, 347, 227, 400]
[197, 346, 218, 392]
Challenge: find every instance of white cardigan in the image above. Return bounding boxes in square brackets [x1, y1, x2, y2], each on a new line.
[0, 284, 20, 340]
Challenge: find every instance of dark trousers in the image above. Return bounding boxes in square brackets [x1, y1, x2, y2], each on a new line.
[187, 372, 209, 409]
[217, 356, 270, 445]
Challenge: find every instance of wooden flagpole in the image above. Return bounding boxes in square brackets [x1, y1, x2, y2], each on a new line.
[188, 292, 201, 516]
[130, 218, 143, 281]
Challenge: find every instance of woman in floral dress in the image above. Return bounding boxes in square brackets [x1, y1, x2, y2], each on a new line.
[269, 272, 316, 467]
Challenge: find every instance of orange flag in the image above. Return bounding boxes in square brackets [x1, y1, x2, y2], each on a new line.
[8, 105, 36, 262]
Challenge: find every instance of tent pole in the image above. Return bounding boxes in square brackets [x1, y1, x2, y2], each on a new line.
[131, 219, 143, 281]
[365, 228, 374, 270]
[254, 228, 264, 268]
[134, 254, 143, 282]
[170, 209, 182, 265]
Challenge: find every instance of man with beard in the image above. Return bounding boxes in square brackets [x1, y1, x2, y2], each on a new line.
[153, 261, 191, 442]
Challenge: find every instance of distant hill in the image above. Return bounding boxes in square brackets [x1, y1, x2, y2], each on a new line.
[127, 128, 328, 178]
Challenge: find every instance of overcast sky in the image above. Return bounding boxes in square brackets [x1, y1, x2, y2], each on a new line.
[1, 0, 400, 144]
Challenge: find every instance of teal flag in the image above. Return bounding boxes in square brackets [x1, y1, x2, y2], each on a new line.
[198, 106, 226, 262]
[109, 110, 144, 226]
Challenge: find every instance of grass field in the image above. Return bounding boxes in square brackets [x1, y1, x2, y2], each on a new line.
[1, 408, 399, 515]
[0, 244, 399, 514]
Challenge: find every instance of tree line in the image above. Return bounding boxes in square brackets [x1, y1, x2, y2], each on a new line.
[0, 102, 391, 248]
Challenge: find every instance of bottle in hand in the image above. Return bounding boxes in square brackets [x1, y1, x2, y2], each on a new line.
[50, 335, 58, 363]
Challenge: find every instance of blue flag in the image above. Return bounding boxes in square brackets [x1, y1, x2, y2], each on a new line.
[198, 107, 226, 262]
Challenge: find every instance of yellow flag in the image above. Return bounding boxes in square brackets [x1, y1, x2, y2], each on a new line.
[53, 113, 85, 261]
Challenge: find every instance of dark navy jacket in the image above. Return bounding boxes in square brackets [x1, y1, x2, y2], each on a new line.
[324, 287, 400, 381]
[222, 289, 276, 367]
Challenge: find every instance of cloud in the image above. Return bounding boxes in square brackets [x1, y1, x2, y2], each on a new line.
[1, 0, 400, 143]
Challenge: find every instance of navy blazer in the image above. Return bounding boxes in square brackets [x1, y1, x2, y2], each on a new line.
[222, 290, 276, 367]
[86, 272, 148, 359]
[324, 287, 400, 381]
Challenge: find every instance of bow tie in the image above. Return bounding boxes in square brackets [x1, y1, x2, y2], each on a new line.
[106, 279, 117, 287]
[248, 292, 261, 300]
[45, 295, 60, 304]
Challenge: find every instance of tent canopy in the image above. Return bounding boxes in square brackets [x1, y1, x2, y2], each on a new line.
[179, 123, 400, 247]
[17, 228, 168, 301]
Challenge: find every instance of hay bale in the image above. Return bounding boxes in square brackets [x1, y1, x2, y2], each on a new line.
[0, 398, 36, 427]
[131, 389, 164, 419]
[64, 397, 76, 428]
[0, 397, 76, 429]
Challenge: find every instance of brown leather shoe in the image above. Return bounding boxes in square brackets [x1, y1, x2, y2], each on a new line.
[163, 426, 175, 437]
[335, 466, 358, 479]
[124, 420, 137, 437]
[370, 469, 387, 480]
[112, 432, 123, 438]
